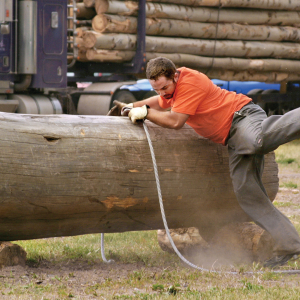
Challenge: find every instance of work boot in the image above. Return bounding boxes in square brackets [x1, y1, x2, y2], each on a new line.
[263, 253, 300, 269]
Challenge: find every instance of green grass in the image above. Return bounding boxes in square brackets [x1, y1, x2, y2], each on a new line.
[275, 139, 300, 170]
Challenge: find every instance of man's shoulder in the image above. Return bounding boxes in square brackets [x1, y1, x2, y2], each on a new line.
[177, 67, 210, 90]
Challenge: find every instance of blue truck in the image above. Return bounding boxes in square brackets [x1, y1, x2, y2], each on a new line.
[0, 0, 300, 116]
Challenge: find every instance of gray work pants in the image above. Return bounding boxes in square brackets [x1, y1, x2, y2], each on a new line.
[227, 102, 300, 255]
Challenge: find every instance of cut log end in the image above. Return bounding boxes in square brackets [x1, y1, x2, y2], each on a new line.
[92, 14, 108, 32]
[157, 223, 274, 265]
[0, 242, 27, 268]
[95, 0, 109, 15]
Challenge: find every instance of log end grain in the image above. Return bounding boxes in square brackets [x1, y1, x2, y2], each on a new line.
[92, 14, 108, 33]
[157, 223, 274, 265]
[83, 31, 98, 48]
[0, 242, 27, 268]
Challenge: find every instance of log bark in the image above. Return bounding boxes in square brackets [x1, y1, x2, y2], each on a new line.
[204, 69, 300, 83]
[76, 3, 96, 20]
[94, 0, 300, 25]
[76, 26, 92, 38]
[220, 0, 300, 11]
[146, 53, 300, 74]
[92, 14, 300, 42]
[0, 113, 278, 241]
[157, 223, 274, 263]
[84, 0, 95, 7]
[83, 49, 300, 74]
[146, 0, 300, 11]
[0, 242, 27, 267]
[86, 49, 135, 61]
[82, 32, 300, 60]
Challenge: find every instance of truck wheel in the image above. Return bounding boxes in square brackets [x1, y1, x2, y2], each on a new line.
[110, 90, 136, 109]
[261, 90, 280, 116]
[261, 89, 279, 94]
[247, 89, 264, 95]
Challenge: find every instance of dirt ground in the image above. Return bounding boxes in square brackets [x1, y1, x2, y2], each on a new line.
[1, 169, 300, 299]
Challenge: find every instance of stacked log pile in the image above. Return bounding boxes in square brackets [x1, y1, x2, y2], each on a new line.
[73, 0, 300, 82]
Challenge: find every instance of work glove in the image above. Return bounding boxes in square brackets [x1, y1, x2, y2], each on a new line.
[107, 100, 133, 116]
[128, 105, 148, 124]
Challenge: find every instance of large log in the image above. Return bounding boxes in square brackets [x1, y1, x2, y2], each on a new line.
[82, 32, 300, 60]
[83, 50, 300, 74]
[146, 53, 300, 73]
[146, 0, 300, 11]
[94, 0, 300, 25]
[92, 14, 300, 42]
[203, 69, 300, 83]
[0, 113, 278, 241]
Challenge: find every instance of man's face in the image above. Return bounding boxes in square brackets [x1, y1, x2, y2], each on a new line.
[149, 73, 179, 99]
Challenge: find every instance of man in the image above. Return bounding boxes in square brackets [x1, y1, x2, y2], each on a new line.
[110, 57, 300, 268]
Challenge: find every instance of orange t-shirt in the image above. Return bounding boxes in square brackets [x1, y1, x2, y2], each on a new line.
[158, 67, 252, 145]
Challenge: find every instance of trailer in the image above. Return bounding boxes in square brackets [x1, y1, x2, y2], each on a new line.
[0, 0, 300, 116]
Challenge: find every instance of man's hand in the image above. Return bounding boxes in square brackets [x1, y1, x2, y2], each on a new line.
[107, 100, 133, 116]
[128, 105, 148, 124]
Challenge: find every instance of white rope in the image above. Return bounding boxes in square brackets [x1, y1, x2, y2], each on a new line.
[101, 233, 114, 263]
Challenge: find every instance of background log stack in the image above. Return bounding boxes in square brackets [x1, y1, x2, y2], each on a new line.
[71, 0, 300, 82]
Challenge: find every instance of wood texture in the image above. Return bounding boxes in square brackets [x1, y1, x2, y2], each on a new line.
[146, 0, 300, 11]
[82, 32, 300, 60]
[92, 14, 300, 42]
[95, 0, 300, 25]
[0, 113, 278, 241]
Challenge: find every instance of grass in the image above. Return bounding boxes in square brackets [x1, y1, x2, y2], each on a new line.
[1, 140, 300, 299]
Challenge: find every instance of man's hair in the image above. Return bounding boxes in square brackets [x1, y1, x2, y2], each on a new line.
[146, 57, 177, 81]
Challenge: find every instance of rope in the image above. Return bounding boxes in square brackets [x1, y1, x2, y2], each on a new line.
[100, 120, 300, 275]
[101, 233, 114, 263]
[142, 121, 300, 275]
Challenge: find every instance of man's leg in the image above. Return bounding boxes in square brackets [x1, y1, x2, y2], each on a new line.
[260, 107, 300, 153]
[228, 149, 300, 256]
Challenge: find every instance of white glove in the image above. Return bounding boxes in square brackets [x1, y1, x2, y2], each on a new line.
[107, 101, 133, 116]
[128, 105, 148, 124]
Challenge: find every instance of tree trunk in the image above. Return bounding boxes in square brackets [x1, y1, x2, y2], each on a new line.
[86, 48, 135, 61]
[94, 0, 300, 25]
[83, 31, 136, 49]
[82, 49, 300, 74]
[204, 69, 300, 83]
[83, 0, 95, 7]
[82, 32, 300, 60]
[92, 14, 300, 42]
[146, 0, 300, 11]
[220, 0, 300, 11]
[76, 26, 92, 38]
[0, 113, 278, 241]
[146, 52, 300, 73]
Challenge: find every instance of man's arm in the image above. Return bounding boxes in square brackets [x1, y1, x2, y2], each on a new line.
[146, 109, 189, 130]
[132, 95, 165, 111]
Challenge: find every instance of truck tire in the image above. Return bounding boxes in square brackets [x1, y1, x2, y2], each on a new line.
[110, 90, 136, 109]
[247, 89, 264, 95]
[261, 90, 280, 116]
[261, 89, 279, 94]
